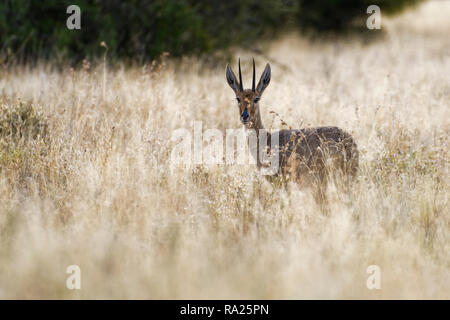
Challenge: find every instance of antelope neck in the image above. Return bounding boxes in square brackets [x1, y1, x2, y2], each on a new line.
[245, 106, 271, 169]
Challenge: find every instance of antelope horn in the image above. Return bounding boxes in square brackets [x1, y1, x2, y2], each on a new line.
[238, 58, 243, 91]
[252, 57, 255, 92]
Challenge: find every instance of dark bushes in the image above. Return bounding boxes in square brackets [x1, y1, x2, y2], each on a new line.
[0, 0, 422, 63]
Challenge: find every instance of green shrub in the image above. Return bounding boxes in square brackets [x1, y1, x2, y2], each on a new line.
[0, 0, 422, 63]
[296, 0, 423, 32]
[0, 99, 48, 183]
[0, 100, 47, 142]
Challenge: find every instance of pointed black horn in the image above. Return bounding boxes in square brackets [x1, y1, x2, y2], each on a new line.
[252, 58, 255, 92]
[238, 58, 243, 91]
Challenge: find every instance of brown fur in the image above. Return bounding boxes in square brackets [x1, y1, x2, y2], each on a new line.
[226, 61, 359, 207]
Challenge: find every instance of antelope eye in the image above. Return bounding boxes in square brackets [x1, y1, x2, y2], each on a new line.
[254, 97, 260, 103]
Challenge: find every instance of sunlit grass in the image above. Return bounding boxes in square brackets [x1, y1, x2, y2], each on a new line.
[0, 1, 448, 299]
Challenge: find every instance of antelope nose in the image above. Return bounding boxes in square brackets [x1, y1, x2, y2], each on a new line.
[241, 109, 249, 122]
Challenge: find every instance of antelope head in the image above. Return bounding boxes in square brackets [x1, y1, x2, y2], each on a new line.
[226, 58, 271, 129]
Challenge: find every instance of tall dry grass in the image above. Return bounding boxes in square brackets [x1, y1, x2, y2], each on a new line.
[0, 1, 449, 299]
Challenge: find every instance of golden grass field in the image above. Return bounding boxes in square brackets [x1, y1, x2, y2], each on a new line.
[0, 1, 449, 299]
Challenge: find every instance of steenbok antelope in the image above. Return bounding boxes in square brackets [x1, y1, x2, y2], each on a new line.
[226, 58, 359, 205]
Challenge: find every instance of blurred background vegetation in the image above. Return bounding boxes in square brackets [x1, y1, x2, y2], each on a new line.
[0, 0, 422, 64]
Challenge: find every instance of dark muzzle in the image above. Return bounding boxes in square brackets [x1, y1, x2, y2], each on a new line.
[240, 109, 249, 123]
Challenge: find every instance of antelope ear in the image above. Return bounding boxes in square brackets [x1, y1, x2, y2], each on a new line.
[226, 64, 240, 94]
[256, 63, 271, 95]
